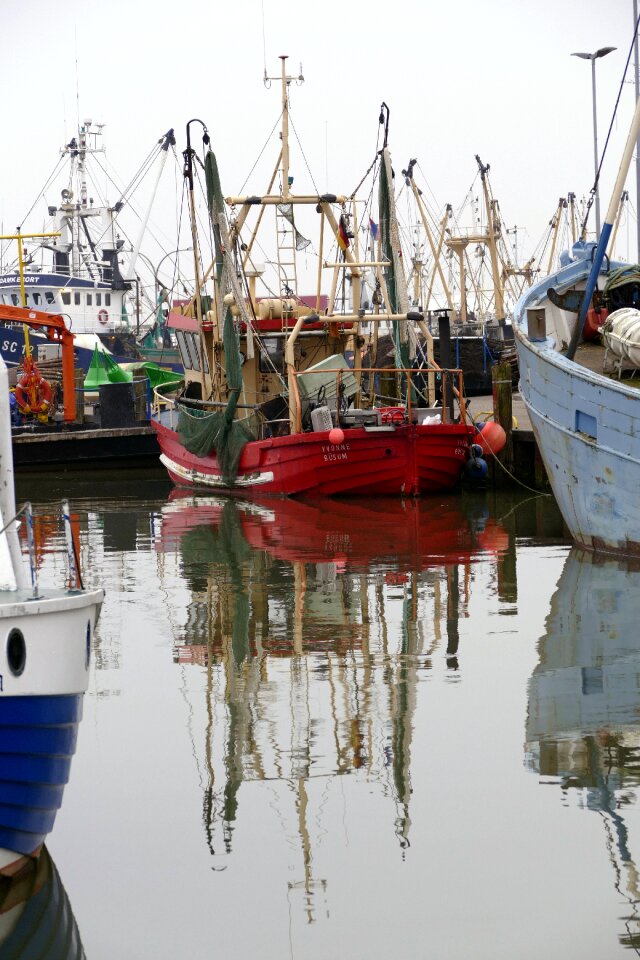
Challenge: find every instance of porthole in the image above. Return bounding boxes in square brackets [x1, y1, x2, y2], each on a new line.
[7, 628, 26, 677]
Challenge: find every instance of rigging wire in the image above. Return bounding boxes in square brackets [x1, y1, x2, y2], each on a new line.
[288, 111, 319, 196]
[237, 110, 284, 195]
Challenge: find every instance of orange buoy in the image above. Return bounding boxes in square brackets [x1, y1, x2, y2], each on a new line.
[329, 427, 345, 444]
[475, 421, 507, 456]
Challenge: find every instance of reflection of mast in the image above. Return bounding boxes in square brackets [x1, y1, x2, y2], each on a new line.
[160, 493, 509, 925]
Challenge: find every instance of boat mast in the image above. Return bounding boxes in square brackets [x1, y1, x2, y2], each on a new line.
[270, 55, 305, 298]
[608, 190, 629, 257]
[475, 156, 504, 321]
[547, 197, 567, 274]
[184, 119, 219, 398]
[406, 170, 456, 315]
[568, 192, 577, 244]
[123, 128, 176, 282]
[280, 56, 292, 201]
[66, 120, 105, 277]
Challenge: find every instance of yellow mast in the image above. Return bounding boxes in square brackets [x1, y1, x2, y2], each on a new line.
[607, 190, 629, 258]
[408, 180, 456, 315]
[546, 197, 566, 274]
[1, 230, 61, 360]
[475, 156, 504, 320]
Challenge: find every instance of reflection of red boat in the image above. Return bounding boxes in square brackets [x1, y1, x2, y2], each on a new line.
[158, 490, 509, 569]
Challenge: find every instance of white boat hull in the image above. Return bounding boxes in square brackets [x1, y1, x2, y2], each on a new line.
[0, 354, 104, 872]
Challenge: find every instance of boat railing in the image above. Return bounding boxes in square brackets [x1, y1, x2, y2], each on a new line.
[290, 365, 468, 432]
[152, 365, 468, 436]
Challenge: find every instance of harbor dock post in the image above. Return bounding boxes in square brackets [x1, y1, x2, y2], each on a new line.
[492, 362, 514, 484]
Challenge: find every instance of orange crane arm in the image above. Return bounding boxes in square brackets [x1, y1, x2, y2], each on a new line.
[0, 305, 77, 422]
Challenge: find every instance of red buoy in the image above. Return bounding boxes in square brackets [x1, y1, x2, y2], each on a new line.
[583, 306, 608, 341]
[475, 421, 507, 456]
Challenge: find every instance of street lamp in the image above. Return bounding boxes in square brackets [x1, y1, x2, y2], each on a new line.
[571, 46, 617, 238]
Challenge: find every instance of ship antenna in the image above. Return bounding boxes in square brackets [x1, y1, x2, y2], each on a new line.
[261, 0, 270, 87]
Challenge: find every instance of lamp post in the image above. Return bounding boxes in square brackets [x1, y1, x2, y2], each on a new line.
[571, 46, 617, 239]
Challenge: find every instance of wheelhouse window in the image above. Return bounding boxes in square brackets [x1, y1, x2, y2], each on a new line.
[105, 293, 111, 306]
[61, 291, 71, 306]
[176, 330, 194, 370]
[86, 294, 92, 306]
[45, 292, 55, 304]
[96, 293, 101, 306]
[11, 294, 19, 306]
[74, 292, 81, 305]
[33, 292, 41, 305]
[260, 336, 284, 372]
[188, 333, 202, 372]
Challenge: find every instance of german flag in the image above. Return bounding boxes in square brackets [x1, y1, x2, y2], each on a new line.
[337, 214, 350, 253]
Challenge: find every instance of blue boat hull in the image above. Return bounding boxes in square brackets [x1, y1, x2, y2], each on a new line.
[0, 694, 83, 856]
[514, 253, 640, 557]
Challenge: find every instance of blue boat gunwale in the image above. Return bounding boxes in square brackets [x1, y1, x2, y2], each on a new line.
[513, 250, 640, 404]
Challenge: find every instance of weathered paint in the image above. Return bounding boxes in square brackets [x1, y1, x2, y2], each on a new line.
[514, 249, 640, 558]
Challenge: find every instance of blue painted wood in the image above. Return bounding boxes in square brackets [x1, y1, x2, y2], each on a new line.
[514, 248, 640, 555]
[0, 694, 83, 855]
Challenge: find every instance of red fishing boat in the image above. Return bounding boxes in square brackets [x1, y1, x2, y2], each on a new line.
[154, 401, 474, 496]
[152, 59, 491, 496]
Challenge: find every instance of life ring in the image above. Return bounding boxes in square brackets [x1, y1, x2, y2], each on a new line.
[98, 309, 109, 324]
[14, 366, 54, 416]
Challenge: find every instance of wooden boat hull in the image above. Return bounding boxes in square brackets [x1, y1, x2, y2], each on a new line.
[152, 420, 475, 496]
[514, 255, 640, 557]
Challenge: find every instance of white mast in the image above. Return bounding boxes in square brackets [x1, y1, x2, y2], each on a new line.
[123, 128, 176, 281]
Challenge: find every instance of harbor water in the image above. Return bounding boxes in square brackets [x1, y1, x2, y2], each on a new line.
[14, 473, 640, 959]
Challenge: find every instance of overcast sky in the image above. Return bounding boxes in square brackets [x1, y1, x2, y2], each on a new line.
[0, 0, 635, 280]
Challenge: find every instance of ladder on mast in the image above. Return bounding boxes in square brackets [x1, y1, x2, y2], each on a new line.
[275, 204, 299, 298]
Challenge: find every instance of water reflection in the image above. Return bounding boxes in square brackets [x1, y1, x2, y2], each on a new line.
[0, 848, 84, 958]
[154, 492, 557, 912]
[526, 550, 640, 951]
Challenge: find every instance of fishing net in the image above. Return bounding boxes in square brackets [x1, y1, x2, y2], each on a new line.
[177, 405, 255, 484]
[175, 148, 259, 485]
[378, 148, 414, 398]
[277, 202, 311, 251]
[179, 502, 251, 664]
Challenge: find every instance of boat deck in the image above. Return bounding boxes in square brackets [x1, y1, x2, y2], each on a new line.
[575, 339, 640, 386]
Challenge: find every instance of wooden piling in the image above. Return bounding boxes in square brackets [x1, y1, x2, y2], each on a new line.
[492, 362, 514, 484]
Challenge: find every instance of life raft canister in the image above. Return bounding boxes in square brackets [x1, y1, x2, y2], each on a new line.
[14, 357, 53, 416]
[98, 309, 109, 324]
